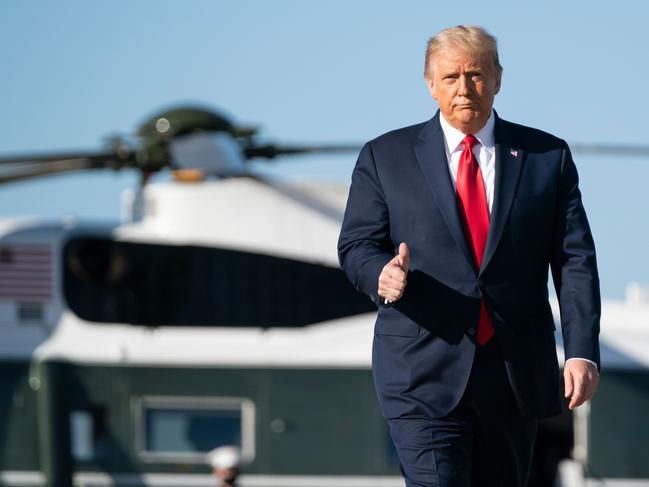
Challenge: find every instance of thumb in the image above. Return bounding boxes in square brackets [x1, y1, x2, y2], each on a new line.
[564, 368, 574, 398]
[397, 242, 410, 271]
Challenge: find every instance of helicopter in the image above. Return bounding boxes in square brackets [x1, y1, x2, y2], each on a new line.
[1, 105, 649, 487]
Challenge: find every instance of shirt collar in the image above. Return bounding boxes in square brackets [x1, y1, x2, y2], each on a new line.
[439, 110, 495, 153]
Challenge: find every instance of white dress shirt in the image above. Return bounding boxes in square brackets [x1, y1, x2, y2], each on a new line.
[439, 110, 496, 215]
[437, 111, 597, 371]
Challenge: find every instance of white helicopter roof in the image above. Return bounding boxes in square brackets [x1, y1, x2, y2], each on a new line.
[116, 177, 346, 267]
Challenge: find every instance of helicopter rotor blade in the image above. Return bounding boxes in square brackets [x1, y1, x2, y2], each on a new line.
[569, 143, 649, 157]
[244, 144, 362, 160]
[0, 150, 123, 165]
[0, 151, 125, 185]
[246, 141, 649, 161]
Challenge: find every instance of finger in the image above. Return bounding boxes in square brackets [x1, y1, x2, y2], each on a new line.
[397, 242, 410, 271]
[584, 372, 600, 402]
[381, 289, 403, 302]
[564, 368, 574, 399]
[379, 283, 406, 300]
[579, 363, 598, 400]
[569, 378, 585, 410]
[580, 371, 593, 402]
[378, 268, 406, 301]
[384, 280, 407, 294]
[379, 266, 407, 286]
[583, 380, 595, 403]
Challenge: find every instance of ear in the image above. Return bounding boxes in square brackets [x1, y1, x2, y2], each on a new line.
[425, 76, 438, 101]
[494, 70, 502, 95]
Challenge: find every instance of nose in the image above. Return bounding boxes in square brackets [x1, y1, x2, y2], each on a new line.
[457, 74, 472, 96]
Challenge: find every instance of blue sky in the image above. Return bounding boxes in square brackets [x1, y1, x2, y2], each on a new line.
[1, 1, 648, 299]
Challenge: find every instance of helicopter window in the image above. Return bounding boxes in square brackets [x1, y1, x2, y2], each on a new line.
[70, 405, 109, 463]
[135, 396, 255, 464]
[71, 410, 93, 461]
[63, 237, 375, 327]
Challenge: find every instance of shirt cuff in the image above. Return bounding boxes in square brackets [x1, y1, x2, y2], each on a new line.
[565, 357, 599, 372]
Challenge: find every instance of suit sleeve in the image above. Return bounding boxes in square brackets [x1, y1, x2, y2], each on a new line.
[337, 142, 394, 306]
[550, 143, 601, 369]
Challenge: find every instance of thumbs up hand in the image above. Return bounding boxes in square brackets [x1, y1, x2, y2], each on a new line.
[378, 243, 410, 303]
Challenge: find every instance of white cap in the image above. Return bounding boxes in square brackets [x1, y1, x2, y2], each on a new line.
[207, 446, 243, 470]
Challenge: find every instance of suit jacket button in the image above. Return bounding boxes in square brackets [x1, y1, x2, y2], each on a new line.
[477, 279, 485, 288]
[468, 327, 476, 335]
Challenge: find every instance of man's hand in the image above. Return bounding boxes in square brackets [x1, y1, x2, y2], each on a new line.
[378, 242, 409, 303]
[564, 359, 599, 410]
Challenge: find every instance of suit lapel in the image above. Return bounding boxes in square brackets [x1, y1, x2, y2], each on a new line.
[414, 113, 475, 272]
[479, 116, 524, 274]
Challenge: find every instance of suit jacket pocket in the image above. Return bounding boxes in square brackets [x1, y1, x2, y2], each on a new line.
[375, 307, 420, 337]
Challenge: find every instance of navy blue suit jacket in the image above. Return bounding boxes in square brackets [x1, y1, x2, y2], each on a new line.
[337, 111, 600, 420]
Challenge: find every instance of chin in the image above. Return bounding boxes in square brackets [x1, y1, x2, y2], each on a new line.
[455, 118, 477, 130]
[462, 114, 487, 130]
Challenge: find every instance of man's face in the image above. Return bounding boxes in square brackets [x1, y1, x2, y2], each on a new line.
[425, 48, 501, 134]
[214, 467, 239, 486]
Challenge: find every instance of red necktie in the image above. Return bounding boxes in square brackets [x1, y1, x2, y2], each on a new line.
[456, 134, 494, 345]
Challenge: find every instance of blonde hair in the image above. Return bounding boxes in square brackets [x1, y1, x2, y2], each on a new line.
[424, 25, 503, 78]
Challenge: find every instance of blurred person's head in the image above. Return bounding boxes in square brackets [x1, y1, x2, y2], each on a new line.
[207, 446, 243, 487]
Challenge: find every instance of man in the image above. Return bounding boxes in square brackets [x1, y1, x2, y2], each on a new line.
[207, 446, 244, 487]
[337, 25, 600, 486]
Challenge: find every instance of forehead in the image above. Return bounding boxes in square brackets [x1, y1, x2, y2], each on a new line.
[432, 48, 492, 73]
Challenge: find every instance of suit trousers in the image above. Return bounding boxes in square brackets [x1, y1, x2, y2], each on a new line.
[387, 338, 538, 487]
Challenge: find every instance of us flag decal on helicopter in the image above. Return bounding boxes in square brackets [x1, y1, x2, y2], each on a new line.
[0, 244, 53, 300]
